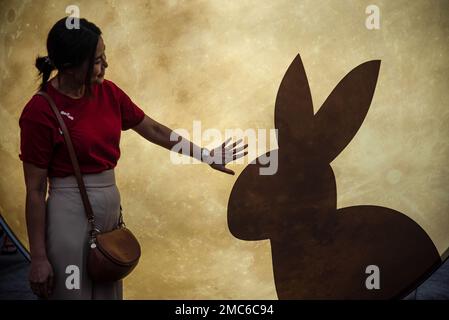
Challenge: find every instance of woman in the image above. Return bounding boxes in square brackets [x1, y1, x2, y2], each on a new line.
[19, 17, 247, 300]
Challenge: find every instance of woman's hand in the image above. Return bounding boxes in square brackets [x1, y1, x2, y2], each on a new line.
[207, 138, 248, 175]
[29, 257, 54, 299]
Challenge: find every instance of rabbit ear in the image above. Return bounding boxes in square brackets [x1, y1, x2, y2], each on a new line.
[275, 54, 314, 149]
[312, 60, 381, 162]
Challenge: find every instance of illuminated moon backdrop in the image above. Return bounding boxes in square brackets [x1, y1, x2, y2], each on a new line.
[1, 0, 448, 299]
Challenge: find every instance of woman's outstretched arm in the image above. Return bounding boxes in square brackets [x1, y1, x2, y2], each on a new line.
[132, 115, 247, 175]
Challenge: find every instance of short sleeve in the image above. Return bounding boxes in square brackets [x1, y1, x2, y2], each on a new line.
[117, 87, 145, 131]
[19, 118, 54, 169]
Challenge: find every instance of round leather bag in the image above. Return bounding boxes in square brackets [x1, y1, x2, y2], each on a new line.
[87, 227, 141, 283]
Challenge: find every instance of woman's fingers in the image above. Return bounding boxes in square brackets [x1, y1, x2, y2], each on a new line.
[47, 273, 54, 296]
[233, 151, 248, 161]
[36, 274, 53, 298]
[222, 141, 247, 155]
[221, 137, 232, 148]
[222, 148, 248, 164]
[224, 138, 243, 151]
[209, 139, 249, 174]
[221, 167, 235, 175]
[30, 281, 46, 298]
[232, 144, 248, 155]
[30, 282, 39, 296]
[211, 164, 235, 175]
[40, 280, 49, 299]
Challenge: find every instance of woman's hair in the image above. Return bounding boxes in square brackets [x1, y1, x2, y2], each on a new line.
[35, 17, 102, 96]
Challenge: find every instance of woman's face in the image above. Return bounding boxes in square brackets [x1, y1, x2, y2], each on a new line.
[91, 36, 108, 84]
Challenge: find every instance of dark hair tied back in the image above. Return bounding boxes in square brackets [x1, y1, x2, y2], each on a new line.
[35, 17, 102, 95]
[35, 56, 56, 90]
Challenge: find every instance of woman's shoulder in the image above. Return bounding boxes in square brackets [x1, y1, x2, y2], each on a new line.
[100, 79, 128, 98]
[19, 92, 56, 128]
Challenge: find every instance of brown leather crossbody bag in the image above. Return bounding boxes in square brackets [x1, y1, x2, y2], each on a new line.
[37, 91, 141, 283]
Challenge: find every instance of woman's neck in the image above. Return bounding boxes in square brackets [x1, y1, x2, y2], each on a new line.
[51, 73, 86, 99]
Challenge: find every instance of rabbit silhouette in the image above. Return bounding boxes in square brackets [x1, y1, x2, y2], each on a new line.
[227, 54, 441, 299]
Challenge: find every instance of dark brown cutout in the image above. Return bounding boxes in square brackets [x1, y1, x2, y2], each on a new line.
[227, 54, 441, 299]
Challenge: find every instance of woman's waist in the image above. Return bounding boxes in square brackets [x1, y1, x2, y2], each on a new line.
[48, 169, 116, 189]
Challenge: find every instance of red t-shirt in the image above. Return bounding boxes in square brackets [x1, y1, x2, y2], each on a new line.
[19, 79, 145, 177]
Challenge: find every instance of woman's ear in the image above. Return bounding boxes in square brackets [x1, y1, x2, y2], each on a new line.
[312, 60, 381, 163]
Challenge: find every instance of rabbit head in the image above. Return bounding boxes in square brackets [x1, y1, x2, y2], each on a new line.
[228, 54, 381, 241]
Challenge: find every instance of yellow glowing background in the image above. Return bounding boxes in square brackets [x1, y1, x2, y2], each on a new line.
[1, 0, 449, 299]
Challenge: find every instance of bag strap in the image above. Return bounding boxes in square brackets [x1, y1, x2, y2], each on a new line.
[36, 91, 95, 224]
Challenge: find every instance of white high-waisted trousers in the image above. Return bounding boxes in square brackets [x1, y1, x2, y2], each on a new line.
[46, 169, 123, 300]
